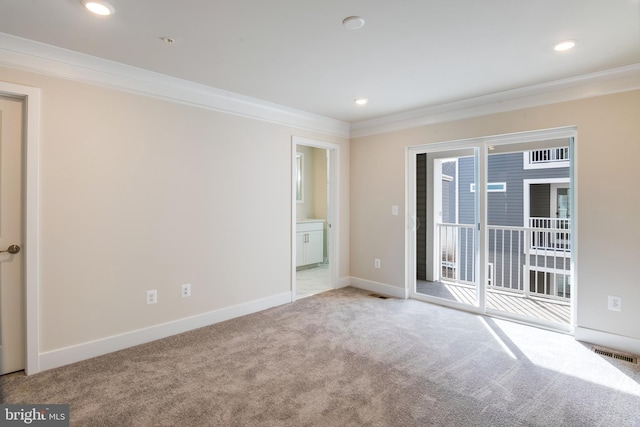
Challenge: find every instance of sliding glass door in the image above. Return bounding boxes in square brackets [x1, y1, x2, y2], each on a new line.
[407, 128, 575, 331]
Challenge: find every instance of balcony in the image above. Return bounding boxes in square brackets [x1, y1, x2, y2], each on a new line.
[422, 221, 572, 326]
[524, 147, 570, 169]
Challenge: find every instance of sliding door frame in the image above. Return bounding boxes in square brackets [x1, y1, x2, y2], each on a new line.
[406, 126, 577, 331]
[407, 140, 486, 314]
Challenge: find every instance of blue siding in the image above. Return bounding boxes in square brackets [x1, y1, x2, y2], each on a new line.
[453, 152, 570, 290]
[442, 161, 457, 223]
[487, 153, 569, 226]
[486, 152, 570, 289]
[457, 157, 476, 281]
[458, 156, 476, 225]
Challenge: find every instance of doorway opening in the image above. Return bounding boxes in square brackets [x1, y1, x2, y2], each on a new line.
[408, 128, 576, 332]
[292, 137, 339, 300]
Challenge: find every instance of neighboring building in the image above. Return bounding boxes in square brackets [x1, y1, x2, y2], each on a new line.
[438, 147, 571, 300]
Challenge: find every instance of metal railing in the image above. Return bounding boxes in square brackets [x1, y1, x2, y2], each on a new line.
[529, 218, 571, 252]
[488, 225, 570, 301]
[436, 222, 571, 301]
[437, 223, 476, 284]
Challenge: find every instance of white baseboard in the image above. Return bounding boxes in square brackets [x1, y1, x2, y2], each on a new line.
[336, 276, 351, 289]
[348, 277, 408, 299]
[38, 291, 292, 372]
[575, 326, 640, 356]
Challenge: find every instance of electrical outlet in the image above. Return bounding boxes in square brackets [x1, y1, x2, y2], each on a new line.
[374, 258, 381, 269]
[391, 205, 399, 216]
[147, 290, 157, 304]
[181, 283, 191, 298]
[608, 295, 622, 312]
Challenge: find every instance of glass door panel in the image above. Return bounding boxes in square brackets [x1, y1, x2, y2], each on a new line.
[415, 149, 479, 308]
[485, 142, 572, 329]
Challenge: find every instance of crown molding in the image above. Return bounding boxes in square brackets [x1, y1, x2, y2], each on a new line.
[0, 33, 351, 138]
[3, 32, 639, 141]
[351, 63, 640, 138]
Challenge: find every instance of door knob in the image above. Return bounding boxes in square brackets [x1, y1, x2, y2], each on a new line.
[0, 244, 21, 254]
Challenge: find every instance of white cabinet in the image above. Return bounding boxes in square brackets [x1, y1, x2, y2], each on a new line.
[296, 221, 324, 267]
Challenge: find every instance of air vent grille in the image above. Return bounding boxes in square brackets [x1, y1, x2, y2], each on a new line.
[592, 347, 637, 364]
[369, 293, 390, 299]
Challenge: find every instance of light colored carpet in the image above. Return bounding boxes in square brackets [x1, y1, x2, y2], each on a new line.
[1, 287, 639, 426]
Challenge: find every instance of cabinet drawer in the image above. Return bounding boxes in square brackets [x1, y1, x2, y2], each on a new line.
[296, 221, 324, 233]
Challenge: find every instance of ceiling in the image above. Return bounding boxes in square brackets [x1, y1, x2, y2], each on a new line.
[1, 0, 639, 123]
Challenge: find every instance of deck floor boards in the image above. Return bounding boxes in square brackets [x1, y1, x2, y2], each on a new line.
[416, 280, 570, 325]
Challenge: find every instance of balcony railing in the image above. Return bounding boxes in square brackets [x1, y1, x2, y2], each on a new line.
[437, 223, 476, 284]
[436, 222, 571, 302]
[529, 218, 571, 252]
[528, 147, 569, 164]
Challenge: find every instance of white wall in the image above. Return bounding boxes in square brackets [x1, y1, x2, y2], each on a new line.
[350, 90, 640, 350]
[0, 65, 349, 364]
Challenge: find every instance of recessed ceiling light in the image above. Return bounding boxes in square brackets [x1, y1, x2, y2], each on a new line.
[81, 0, 115, 16]
[343, 16, 365, 30]
[554, 40, 576, 52]
[355, 98, 368, 105]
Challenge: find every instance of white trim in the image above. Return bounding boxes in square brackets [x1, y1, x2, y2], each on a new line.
[569, 136, 578, 334]
[0, 81, 40, 375]
[575, 326, 640, 356]
[351, 64, 640, 138]
[295, 152, 304, 203]
[336, 276, 351, 288]
[405, 127, 577, 331]
[486, 308, 572, 334]
[0, 33, 350, 138]
[411, 290, 483, 315]
[487, 262, 494, 286]
[349, 277, 408, 299]
[523, 160, 570, 170]
[39, 291, 292, 372]
[291, 136, 340, 301]
[3, 34, 639, 140]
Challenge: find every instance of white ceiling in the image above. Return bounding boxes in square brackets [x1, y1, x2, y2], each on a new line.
[1, 0, 639, 123]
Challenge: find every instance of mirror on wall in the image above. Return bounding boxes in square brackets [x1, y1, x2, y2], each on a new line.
[296, 152, 303, 203]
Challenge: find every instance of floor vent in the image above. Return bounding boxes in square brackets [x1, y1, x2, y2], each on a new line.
[592, 346, 638, 364]
[369, 293, 390, 299]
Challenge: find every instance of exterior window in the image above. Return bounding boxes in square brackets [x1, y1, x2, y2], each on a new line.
[470, 182, 506, 192]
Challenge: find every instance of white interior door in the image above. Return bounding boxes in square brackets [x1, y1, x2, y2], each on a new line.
[0, 95, 25, 375]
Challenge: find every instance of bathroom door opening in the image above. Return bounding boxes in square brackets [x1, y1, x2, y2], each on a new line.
[292, 137, 339, 300]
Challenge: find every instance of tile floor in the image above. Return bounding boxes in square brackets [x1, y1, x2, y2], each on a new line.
[296, 263, 332, 298]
